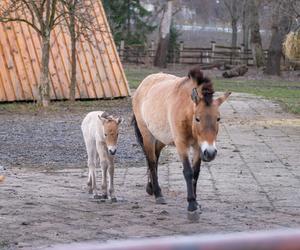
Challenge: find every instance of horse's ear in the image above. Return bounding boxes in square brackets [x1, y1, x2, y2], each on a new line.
[191, 88, 201, 104]
[214, 92, 231, 106]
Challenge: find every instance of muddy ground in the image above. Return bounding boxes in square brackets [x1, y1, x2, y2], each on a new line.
[0, 93, 300, 250]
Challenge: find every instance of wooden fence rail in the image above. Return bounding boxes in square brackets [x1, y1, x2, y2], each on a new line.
[117, 41, 270, 66]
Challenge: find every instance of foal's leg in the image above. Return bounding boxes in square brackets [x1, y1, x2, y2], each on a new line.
[96, 141, 109, 199]
[146, 140, 165, 196]
[86, 143, 98, 196]
[176, 141, 199, 221]
[192, 145, 201, 207]
[107, 156, 117, 202]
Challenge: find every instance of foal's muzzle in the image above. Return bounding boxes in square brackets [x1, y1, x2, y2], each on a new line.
[109, 149, 117, 155]
[108, 146, 117, 156]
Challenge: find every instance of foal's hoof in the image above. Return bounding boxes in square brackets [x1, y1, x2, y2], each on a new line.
[187, 210, 200, 222]
[111, 197, 117, 203]
[93, 194, 108, 200]
[93, 194, 102, 199]
[155, 197, 167, 205]
[146, 182, 153, 196]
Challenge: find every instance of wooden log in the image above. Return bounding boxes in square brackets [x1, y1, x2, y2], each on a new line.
[223, 65, 248, 78]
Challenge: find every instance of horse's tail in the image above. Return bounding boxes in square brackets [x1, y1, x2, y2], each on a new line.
[131, 115, 144, 150]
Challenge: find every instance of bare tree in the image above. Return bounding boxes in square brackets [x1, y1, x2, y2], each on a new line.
[222, 0, 243, 48]
[154, 0, 173, 68]
[249, 0, 265, 68]
[242, 0, 250, 51]
[59, 0, 98, 101]
[0, 0, 64, 107]
[265, 0, 293, 75]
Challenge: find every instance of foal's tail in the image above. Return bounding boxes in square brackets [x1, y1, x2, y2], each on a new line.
[131, 115, 144, 150]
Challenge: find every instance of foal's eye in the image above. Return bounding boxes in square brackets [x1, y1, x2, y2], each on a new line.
[217, 117, 221, 122]
[104, 133, 107, 137]
[195, 117, 200, 122]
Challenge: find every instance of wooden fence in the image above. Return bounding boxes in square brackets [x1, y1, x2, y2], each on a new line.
[0, 1, 130, 102]
[117, 41, 269, 66]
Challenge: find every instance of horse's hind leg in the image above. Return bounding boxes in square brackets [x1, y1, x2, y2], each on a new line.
[143, 137, 166, 204]
[146, 141, 165, 196]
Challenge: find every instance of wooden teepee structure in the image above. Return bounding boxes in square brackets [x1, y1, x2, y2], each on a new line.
[0, 1, 130, 102]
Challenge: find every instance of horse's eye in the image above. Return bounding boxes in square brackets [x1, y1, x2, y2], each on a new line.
[217, 117, 221, 122]
[195, 117, 200, 122]
[104, 133, 107, 137]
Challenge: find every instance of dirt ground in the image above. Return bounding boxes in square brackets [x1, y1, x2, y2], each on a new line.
[0, 93, 300, 250]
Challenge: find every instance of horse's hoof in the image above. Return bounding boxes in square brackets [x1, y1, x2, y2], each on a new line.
[88, 189, 93, 194]
[111, 197, 117, 203]
[155, 197, 167, 204]
[187, 210, 200, 222]
[146, 182, 153, 195]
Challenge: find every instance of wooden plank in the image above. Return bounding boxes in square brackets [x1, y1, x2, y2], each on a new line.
[2, 22, 25, 100]
[98, 1, 130, 96]
[18, 20, 39, 99]
[94, 1, 122, 97]
[11, 18, 34, 100]
[0, 23, 16, 101]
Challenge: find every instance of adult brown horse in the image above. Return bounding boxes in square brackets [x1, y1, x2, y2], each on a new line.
[132, 67, 231, 221]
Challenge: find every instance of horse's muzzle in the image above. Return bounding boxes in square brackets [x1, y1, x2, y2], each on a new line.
[201, 148, 217, 162]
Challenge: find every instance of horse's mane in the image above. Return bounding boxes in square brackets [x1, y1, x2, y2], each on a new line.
[188, 66, 214, 106]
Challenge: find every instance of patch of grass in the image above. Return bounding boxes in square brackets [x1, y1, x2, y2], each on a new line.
[125, 66, 159, 88]
[214, 79, 300, 114]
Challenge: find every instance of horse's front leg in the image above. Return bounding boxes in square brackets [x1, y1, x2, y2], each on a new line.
[192, 145, 201, 206]
[176, 142, 199, 221]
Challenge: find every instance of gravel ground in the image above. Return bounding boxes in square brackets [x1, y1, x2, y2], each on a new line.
[0, 98, 144, 169]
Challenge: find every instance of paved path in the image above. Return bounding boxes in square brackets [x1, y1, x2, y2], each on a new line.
[0, 93, 300, 249]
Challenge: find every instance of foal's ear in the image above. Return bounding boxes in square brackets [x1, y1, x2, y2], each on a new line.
[214, 92, 231, 106]
[191, 88, 201, 105]
[98, 112, 110, 122]
[116, 117, 123, 125]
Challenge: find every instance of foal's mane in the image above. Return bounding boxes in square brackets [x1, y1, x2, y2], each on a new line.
[188, 66, 214, 106]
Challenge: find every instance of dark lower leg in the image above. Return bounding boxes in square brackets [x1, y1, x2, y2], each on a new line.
[148, 159, 163, 198]
[183, 157, 198, 212]
[146, 141, 164, 197]
[192, 158, 201, 198]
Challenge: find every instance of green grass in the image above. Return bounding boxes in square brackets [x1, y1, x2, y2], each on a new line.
[214, 79, 300, 114]
[125, 66, 300, 114]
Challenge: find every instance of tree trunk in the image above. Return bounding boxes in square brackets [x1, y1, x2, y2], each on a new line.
[69, 7, 76, 101]
[265, 1, 292, 75]
[154, 0, 172, 68]
[242, 0, 250, 50]
[39, 33, 51, 107]
[231, 18, 238, 48]
[249, 0, 264, 68]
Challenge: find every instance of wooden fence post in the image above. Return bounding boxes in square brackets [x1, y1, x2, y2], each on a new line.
[179, 41, 184, 64]
[120, 40, 125, 61]
[211, 41, 216, 63]
[150, 40, 155, 63]
[240, 43, 247, 65]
